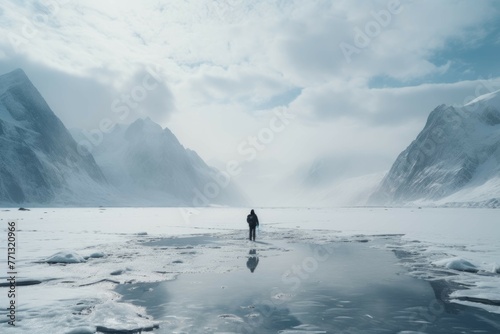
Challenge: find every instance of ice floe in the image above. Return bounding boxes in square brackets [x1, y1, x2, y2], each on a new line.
[46, 251, 86, 264]
[432, 257, 478, 273]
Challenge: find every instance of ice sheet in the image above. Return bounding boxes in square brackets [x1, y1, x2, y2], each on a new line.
[0, 207, 499, 333]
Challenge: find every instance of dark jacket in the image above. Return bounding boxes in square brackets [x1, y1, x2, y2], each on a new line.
[247, 212, 259, 228]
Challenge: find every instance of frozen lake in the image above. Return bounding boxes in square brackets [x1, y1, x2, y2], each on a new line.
[124, 237, 500, 333]
[1, 207, 500, 333]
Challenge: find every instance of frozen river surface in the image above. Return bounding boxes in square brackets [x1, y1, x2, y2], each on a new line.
[0, 207, 499, 333]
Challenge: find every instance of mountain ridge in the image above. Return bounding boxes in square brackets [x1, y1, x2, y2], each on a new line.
[0, 68, 109, 205]
[370, 88, 500, 207]
[0, 68, 244, 207]
[82, 117, 245, 207]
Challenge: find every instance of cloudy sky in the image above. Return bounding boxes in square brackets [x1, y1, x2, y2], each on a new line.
[1, 0, 500, 204]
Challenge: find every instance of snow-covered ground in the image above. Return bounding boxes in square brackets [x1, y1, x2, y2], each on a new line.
[0, 207, 499, 333]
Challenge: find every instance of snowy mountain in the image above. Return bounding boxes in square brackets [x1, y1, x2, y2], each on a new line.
[370, 89, 500, 207]
[0, 69, 111, 205]
[0, 68, 243, 207]
[78, 118, 245, 206]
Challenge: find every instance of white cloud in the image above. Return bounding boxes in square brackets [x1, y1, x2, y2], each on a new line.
[1, 0, 499, 204]
[290, 78, 500, 125]
[1, 0, 497, 91]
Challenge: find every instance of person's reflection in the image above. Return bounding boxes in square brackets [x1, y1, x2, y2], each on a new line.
[246, 249, 259, 273]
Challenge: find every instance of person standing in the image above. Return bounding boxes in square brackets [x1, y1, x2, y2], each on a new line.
[246, 209, 259, 241]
